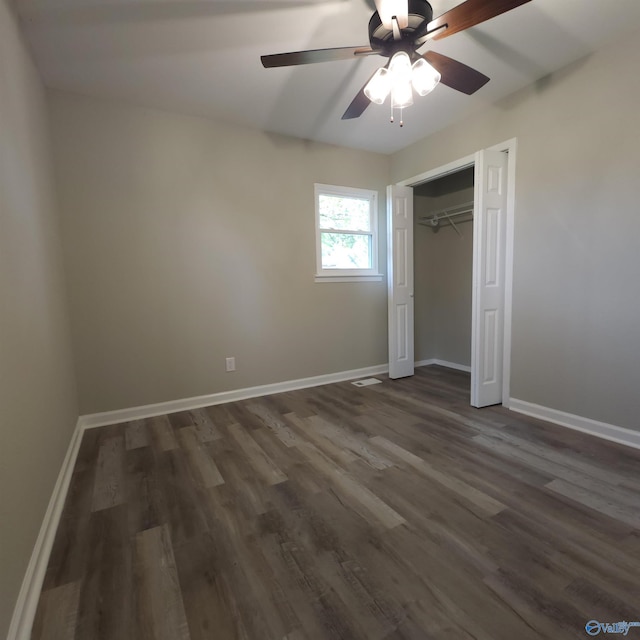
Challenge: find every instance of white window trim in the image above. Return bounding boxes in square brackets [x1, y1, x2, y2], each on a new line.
[314, 183, 383, 283]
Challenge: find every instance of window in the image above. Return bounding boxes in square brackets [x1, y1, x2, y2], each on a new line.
[314, 184, 382, 282]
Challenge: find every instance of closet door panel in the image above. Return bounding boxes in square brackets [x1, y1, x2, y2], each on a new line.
[471, 150, 508, 407]
[388, 185, 414, 379]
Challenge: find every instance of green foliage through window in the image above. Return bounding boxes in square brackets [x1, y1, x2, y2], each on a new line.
[321, 233, 371, 269]
[315, 184, 378, 276]
[319, 195, 371, 232]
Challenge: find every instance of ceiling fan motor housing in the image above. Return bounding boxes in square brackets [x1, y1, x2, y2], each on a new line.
[368, 0, 433, 57]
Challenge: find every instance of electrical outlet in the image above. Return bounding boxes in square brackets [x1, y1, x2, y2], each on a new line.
[225, 357, 236, 372]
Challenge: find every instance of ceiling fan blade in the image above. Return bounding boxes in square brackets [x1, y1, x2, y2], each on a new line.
[374, 0, 408, 30]
[341, 60, 393, 120]
[423, 51, 489, 95]
[340, 69, 378, 120]
[261, 46, 373, 68]
[341, 86, 372, 120]
[427, 0, 532, 41]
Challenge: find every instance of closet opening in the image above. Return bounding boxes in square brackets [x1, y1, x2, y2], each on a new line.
[414, 166, 475, 376]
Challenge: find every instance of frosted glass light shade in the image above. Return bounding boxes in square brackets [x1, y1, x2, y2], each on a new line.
[364, 67, 391, 104]
[391, 80, 413, 109]
[389, 51, 414, 108]
[389, 51, 412, 83]
[411, 58, 441, 96]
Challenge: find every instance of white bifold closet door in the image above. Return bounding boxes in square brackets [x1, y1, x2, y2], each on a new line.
[471, 149, 508, 407]
[387, 185, 414, 379]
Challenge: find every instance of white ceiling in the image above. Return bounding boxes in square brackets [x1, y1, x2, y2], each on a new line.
[17, 0, 640, 154]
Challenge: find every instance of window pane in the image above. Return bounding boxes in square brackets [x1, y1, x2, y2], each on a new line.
[321, 233, 372, 269]
[319, 194, 371, 231]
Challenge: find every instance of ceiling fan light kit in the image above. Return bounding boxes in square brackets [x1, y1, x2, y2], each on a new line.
[261, 0, 532, 124]
[363, 51, 442, 126]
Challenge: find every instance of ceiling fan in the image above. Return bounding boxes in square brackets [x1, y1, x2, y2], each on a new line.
[261, 0, 532, 123]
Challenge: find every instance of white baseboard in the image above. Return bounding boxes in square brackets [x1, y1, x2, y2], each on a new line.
[7, 419, 84, 640]
[80, 361, 477, 430]
[79, 363, 390, 430]
[415, 359, 471, 373]
[509, 398, 640, 451]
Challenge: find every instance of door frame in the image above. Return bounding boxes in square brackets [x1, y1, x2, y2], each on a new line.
[394, 138, 517, 406]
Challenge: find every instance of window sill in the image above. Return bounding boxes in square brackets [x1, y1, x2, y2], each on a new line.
[314, 274, 384, 283]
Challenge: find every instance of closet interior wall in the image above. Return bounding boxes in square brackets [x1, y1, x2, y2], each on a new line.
[414, 167, 474, 368]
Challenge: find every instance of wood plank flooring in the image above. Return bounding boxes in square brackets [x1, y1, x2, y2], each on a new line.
[33, 366, 640, 639]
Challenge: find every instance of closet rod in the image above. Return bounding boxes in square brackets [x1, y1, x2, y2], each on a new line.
[417, 208, 474, 229]
[418, 207, 473, 222]
[418, 199, 475, 223]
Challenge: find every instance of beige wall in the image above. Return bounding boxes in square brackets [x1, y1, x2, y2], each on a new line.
[414, 172, 474, 367]
[393, 29, 640, 431]
[413, 198, 436, 362]
[49, 92, 391, 414]
[0, 1, 79, 635]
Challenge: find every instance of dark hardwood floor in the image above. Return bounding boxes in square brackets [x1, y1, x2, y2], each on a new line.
[33, 366, 640, 639]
